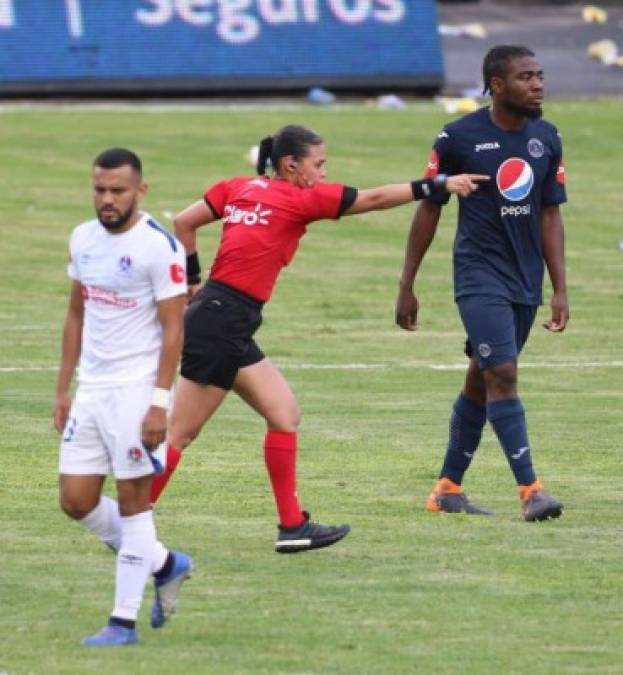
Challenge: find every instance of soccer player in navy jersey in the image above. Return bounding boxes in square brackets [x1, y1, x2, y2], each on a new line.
[396, 45, 568, 521]
[148, 124, 487, 552]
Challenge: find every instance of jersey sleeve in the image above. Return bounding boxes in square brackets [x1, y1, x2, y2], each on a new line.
[423, 128, 461, 206]
[147, 233, 188, 302]
[203, 179, 231, 218]
[67, 229, 80, 281]
[299, 182, 346, 222]
[541, 130, 567, 207]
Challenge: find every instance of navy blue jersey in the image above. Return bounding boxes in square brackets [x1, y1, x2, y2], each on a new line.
[425, 107, 566, 305]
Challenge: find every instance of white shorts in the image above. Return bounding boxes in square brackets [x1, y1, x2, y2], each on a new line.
[59, 382, 166, 480]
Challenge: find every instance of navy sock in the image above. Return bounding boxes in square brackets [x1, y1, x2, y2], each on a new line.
[109, 616, 135, 630]
[440, 393, 487, 484]
[487, 398, 536, 485]
[154, 552, 174, 581]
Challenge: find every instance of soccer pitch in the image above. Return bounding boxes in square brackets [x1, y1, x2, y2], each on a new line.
[0, 101, 621, 674]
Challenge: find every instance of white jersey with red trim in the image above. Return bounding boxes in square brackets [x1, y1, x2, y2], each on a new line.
[67, 213, 186, 387]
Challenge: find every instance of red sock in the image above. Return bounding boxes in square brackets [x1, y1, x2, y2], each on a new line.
[150, 444, 182, 506]
[264, 430, 303, 528]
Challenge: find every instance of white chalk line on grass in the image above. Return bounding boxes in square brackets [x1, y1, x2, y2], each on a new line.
[428, 361, 623, 371]
[0, 102, 390, 114]
[0, 366, 59, 372]
[2, 361, 623, 374]
[0, 325, 55, 331]
[284, 361, 623, 371]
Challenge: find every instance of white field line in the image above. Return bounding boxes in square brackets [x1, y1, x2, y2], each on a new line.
[0, 325, 55, 331]
[427, 361, 623, 371]
[0, 366, 59, 372]
[2, 361, 623, 374]
[283, 361, 623, 370]
[0, 100, 440, 115]
[0, 102, 375, 114]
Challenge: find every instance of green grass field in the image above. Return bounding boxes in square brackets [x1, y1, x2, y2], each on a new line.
[1, 100, 621, 675]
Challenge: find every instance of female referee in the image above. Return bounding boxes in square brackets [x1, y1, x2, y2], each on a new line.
[150, 124, 487, 553]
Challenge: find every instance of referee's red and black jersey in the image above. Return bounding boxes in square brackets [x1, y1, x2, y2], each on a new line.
[204, 176, 354, 303]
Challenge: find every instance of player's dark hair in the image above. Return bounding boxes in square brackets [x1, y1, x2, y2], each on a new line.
[482, 45, 535, 95]
[93, 147, 142, 176]
[256, 125, 323, 175]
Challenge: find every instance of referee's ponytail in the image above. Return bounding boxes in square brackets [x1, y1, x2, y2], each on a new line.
[256, 136, 273, 175]
[256, 125, 323, 176]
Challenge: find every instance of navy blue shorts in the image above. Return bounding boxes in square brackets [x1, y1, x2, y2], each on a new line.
[457, 295, 537, 370]
[181, 280, 265, 390]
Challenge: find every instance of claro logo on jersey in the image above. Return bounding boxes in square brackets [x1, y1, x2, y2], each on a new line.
[82, 285, 137, 309]
[223, 203, 272, 226]
[497, 158, 533, 216]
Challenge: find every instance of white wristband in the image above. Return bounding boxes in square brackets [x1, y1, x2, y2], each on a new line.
[151, 387, 170, 410]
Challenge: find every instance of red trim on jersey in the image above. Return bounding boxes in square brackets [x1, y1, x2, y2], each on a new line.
[425, 149, 440, 178]
[556, 159, 565, 185]
[204, 177, 345, 302]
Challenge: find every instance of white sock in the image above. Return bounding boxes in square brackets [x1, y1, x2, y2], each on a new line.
[79, 496, 122, 552]
[78, 498, 167, 573]
[112, 510, 161, 621]
[152, 540, 169, 574]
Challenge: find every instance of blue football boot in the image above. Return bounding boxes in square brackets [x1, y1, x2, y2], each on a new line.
[151, 551, 193, 628]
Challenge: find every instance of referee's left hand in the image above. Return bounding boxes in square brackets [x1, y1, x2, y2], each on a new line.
[141, 406, 167, 450]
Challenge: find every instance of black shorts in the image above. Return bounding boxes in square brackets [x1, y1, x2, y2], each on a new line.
[181, 279, 264, 390]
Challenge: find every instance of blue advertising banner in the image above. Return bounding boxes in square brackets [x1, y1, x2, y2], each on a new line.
[0, 1, 443, 93]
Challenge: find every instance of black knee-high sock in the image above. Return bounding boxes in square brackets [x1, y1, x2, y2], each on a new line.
[487, 398, 536, 485]
[440, 393, 487, 484]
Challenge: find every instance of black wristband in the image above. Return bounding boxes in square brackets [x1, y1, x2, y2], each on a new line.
[186, 252, 201, 285]
[411, 175, 448, 200]
[410, 178, 436, 200]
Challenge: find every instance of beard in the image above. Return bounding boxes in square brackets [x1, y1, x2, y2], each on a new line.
[97, 203, 135, 231]
[503, 99, 543, 119]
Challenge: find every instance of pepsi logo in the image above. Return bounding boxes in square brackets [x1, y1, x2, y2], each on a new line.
[496, 158, 534, 202]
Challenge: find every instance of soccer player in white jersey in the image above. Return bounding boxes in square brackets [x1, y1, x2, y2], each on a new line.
[54, 148, 191, 647]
